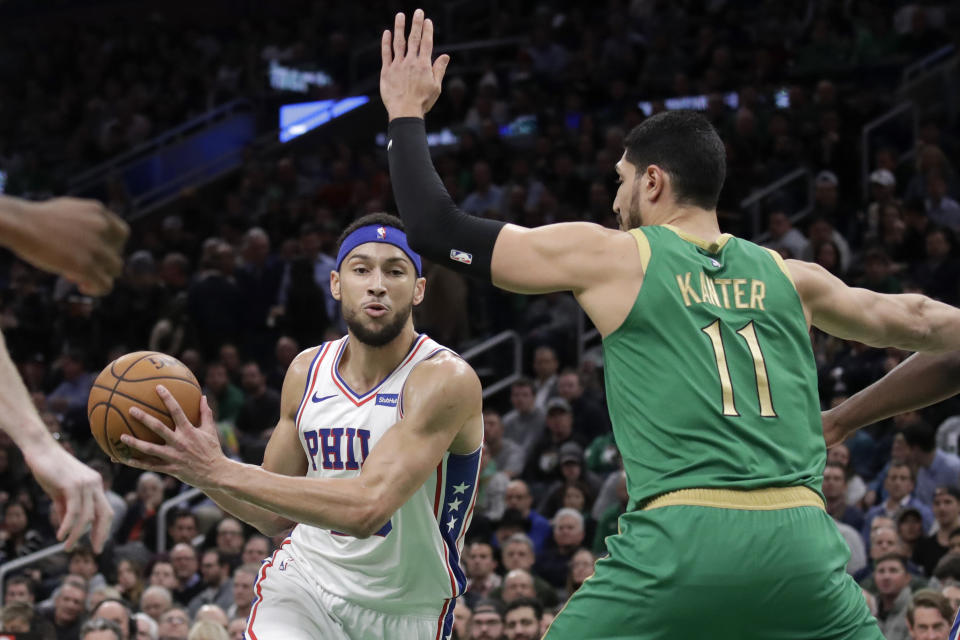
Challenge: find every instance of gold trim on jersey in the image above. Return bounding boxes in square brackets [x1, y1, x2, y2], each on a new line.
[642, 486, 824, 511]
[628, 228, 651, 273]
[661, 224, 732, 254]
[764, 248, 798, 292]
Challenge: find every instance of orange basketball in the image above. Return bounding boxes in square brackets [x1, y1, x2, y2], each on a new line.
[87, 351, 201, 460]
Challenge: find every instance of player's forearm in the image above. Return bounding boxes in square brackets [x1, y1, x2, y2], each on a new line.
[213, 460, 382, 538]
[202, 488, 295, 537]
[0, 196, 31, 253]
[0, 330, 57, 458]
[387, 118, 504, 279]
[828, 352, 960, 439]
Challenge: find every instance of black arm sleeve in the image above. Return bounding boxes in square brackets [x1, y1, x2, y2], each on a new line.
[387, 117, 506, 280]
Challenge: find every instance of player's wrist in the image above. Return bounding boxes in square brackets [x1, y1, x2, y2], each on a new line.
[0, 196, 32, 251]
[386, 103, 425, 121]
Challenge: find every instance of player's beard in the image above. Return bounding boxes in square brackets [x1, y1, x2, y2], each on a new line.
[343, 299, 412, 347]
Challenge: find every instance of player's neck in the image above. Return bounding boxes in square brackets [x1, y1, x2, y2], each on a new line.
[652, 207, 722, 242]
[340, 326, 420, 391]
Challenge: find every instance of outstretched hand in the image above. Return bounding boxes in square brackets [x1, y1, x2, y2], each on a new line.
[380, 9, 450, 120]
[121, 387, 228, 490]
[23, 445, 113, 552]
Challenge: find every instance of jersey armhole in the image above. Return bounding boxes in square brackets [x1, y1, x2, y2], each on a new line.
[628, 228, 652, 273]
[764, 248, 798, 291]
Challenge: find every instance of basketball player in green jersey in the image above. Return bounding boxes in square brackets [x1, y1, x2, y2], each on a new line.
[379, 10, 960, 638]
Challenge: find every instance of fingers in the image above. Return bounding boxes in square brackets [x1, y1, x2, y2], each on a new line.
[381, 29, 392, 68]
[420, 16, 434, 61]
[56, 483, 82, 547]
[392, 12, 406, 60]
[88, 489, 113, 554]
[119, 432, 172, 460]
[433, 53, 450, 85]
[407, 8, 424, 59]
[155, 385, 194, 430]
[60, 483, 93, 551]
[199, 396, 218, 437]
[129, 405, 175, 443]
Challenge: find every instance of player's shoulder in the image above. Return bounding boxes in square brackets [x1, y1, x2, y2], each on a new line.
[283, 342, 338, 389]
[406, 349, 481, 400]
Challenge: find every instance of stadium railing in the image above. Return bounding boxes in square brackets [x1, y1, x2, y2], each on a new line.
[156, 487, 205, 554]
[860, 101, 917, 199]
[740, 167, 814, 242]
[0, 542, 65, 606]
[461, 329, 522, 400]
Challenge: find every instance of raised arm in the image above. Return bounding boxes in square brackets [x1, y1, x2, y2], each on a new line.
[787, 259, 960, 353]
[822, 352, 960, 447]
[122, 353, 483, 539]
[380, 11, 633, 299]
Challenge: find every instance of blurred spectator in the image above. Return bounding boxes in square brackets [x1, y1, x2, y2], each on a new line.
[477, 442, 509, 521]
[925, 174, 960, 231]
[915, 487, 960, 577]
[497, 535, 559, 609]
[234, 361, 280, 461]
[225, 564, 257, 621]
[39, 575, 87, 640]
[502, 379, 546, 455]
[117, 472, 164, 550]
[912, 228, 960, 305]
[461, 162, 503, 218]
[531, 347, 559, 409]
[534, 509, 586, 589]
[905, 589, 953, 640]
[214, 519, 245, 558]
[1, 600, 34, 633]
[187, 242, 243, 359]
[193, 605, 227, 628]
[903, 424, 960, 506]
[46, 349, 94, 415]
[241, 535, 271, 566]
[187, 620, 228, 640]
[464, 541, 501, 607]
[169, 544, 203, 606]
[1, 500, 46, 561]
[593, 471, 627, 555]
[875, 554, 913, 640]
[554, 370, 608, 442]
[168, 511, 199, 547]
[452, 601, 471, 640]
[524, 399, 583, 488]
[5, 575, 36, 604]
[824, 462, 865, 530]
[862, 462, 934, 541]
[114, 559, 144, 611]
[188, 549, 234, 617]
[763, 211, 808, 259]
[90, 599, 131, 640]
[236, 228, 284, 362]
[503, 597, 542, 640]
[565, 548, 596, 599]
[80, 618, 123, 640]
[134, 612, 158, 640]
[483, 409, 524, 480]
[204, 362, 243, 425]
[225, 618, 245, 640]
[265, 336, 299, 393]
[140, 586, 173, 624]
[157, 607, 190, 640]
[469, 599, 504, 640]
[505, 481, 552, 551]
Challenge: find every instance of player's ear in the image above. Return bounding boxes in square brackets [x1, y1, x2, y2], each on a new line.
[412, 276, 426, 306]
[645, 164, 666, 202]
[330, 270, 341, 301]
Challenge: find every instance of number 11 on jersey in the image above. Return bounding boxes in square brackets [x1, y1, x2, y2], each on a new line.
[702, 319, 777, 418]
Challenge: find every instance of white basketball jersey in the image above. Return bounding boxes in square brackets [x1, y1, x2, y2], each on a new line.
[288, 334, 481, 621]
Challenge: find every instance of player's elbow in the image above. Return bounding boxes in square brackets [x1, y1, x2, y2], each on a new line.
[256, 516, 295, 538]
[348, 506, 389, 540]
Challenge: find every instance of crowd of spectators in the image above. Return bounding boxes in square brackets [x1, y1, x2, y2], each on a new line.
[0, 1, 959, 639]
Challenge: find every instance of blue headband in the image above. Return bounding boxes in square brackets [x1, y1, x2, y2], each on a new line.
[336, 224, 422, 276]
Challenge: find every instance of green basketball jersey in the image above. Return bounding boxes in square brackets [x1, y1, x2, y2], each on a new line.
[603, 225, 824, 509]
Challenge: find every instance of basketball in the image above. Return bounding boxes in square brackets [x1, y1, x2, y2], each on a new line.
[87, 351, 202, 460]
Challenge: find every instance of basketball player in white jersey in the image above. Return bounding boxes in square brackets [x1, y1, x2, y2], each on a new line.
[119, 213, 484, 640]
